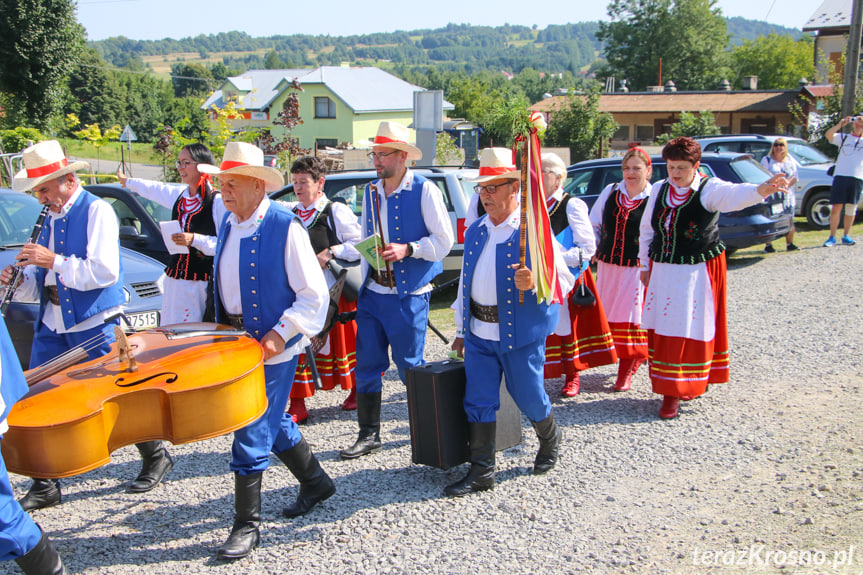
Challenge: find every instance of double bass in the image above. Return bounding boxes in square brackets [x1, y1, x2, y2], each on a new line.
[1, 323, 267, 479]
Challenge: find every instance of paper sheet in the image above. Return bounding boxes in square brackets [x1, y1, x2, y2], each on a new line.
[159, 220, 189, 254]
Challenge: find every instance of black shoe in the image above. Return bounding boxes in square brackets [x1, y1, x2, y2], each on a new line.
[532, 412, 562, 475]
[275, 438, 336, 518]
[19, 479, 61, 512]
[339, 392, 382, 460]
[763, 243, 775, 253]
[444, 422, 496, 497]
[216, 472, 262, 560]
[127, 441, 173, 493]
[786, 243, 799, 251]
[15, 528, 67, 575]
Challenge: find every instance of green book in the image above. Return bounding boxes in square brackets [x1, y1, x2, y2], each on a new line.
[355, 234, 386, 270]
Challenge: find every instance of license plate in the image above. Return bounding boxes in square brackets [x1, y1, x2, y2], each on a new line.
[770, 203, 784, 215]
[127, 310, 159, 329]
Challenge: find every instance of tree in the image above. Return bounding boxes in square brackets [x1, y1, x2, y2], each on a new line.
[66, 48, 125, 130]
[543, 86, 618, 162]
[656, 111, 721, 144]
[264, 50, 287, 70]
[597, 0, 730, 92]
[72, 122, 122, 173]
[170, 62, 214, 99]
[0, 0, 85, 129]
[730, 34, 815, 89]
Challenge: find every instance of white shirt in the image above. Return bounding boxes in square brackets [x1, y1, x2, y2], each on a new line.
[638, 174, 761, 268]
[453, 210, 574, 340]
[217, 197, 328, 365]
[16, 185, 123, 334]
[589, 180, 651, 244]
[548, 187, 596, 266]
[361, 169, 454, 295]
[832, 132, 863, 180]
[126, 178, 227, 256]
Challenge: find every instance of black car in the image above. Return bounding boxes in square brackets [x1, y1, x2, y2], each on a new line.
[564, 152, 794, 253]
[85, 183, 173, 265]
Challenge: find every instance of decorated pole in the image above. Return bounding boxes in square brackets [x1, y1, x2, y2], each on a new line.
[519, 134, 529, 304]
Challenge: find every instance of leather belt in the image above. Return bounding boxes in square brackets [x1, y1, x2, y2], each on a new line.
[470, 299, 499, 323]
[225, 313, 244, 330]
[370, 269, 394, 288]
[44, 285, 60, 306]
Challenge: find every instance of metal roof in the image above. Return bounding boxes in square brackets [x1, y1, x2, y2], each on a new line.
[531, 90, 800, 114]
[803, 0, 852, 32]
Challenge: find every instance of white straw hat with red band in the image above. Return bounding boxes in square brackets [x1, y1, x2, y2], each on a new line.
[466, 147, 521, 183]
[197, 141, 284, 192]
[12, 140, 90, 192]
[357, 121, 423, 161]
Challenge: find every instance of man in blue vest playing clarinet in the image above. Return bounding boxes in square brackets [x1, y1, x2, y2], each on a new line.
[340, 122, 454, 460]
[448, 148, 574, 496]
[0, 140, 173, 512]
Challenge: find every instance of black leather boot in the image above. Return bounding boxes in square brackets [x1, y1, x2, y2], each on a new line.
[127, 440, 174, 493]
[339, 392, 382, 459]
[532, 411, 562, 475]
[216, 472, 262, 560]
[15, 528, 67, 575]
[275, 438, 336, 518]
[19, 478, 61, 512]
[444, 422, 496, 497]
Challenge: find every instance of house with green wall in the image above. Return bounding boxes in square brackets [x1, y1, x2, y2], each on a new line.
[201, 65, 454, 152]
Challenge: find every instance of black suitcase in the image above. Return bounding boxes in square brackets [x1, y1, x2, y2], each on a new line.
[406, 360, 522, 470]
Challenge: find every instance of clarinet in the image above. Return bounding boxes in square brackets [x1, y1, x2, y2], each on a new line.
[1, 205, 50, 317]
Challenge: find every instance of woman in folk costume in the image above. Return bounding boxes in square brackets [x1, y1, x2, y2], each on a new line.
[588, 148, 652, 392]
[639, 137, 794, 419]
[541, 153, 617, 397]
[282, 156, 362, 424]
[118, 143, 225, 323]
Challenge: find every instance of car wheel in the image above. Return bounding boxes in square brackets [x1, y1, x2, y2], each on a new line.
[805, 190, 832, 229]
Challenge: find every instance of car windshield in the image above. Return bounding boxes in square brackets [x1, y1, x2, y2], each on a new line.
[729, 157, 772, 184]
[137, 196, 173, 222]
[0, 192, 42, 247]
[786, 141, 832, 166]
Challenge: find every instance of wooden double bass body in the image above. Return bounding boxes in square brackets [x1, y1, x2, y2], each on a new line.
[1, 323, 267, 479]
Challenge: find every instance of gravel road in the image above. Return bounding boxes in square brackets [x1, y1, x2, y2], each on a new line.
[2, 244, 860, 575]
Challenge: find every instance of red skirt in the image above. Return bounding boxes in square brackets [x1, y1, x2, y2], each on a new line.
[647, 254, 729, 398]
[609, 321, 648, 360]
[545, 269, 618, 377]
[291, 298, 357, 398]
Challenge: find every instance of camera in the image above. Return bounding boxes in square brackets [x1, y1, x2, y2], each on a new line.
[852, 116, 861, 121]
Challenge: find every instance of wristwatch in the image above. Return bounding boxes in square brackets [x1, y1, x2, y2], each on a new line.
[406, 243, 414, 258]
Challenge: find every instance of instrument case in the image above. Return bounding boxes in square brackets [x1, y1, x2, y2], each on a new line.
[405, 360, 522, 470]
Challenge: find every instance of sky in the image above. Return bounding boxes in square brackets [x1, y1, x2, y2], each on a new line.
[77, 0, 821, 42]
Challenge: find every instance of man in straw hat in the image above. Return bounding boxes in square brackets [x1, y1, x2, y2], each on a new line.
[339, 121, 454, 460]
[199, 141, 335, 560]
[447, 148, 573, 497]
[0, 140, 173, 511]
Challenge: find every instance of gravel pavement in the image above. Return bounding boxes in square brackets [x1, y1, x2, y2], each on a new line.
[2, 244, 860, 575]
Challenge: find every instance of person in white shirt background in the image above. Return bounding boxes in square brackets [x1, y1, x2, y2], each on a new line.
[760, 138, 799, 252]
[822, 116, 863, 247]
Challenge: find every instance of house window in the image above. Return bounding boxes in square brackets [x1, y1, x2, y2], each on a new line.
[635, 125, 654, 141]
[315, 97, 336, 119]
[315, 138, 338, 150]
[612, 125, 630, 141]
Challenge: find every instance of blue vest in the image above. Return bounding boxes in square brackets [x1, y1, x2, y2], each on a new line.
[35, 190, 125, 330]
[0, 317, 28, 424]
[461, 220, 558, 352]
[213, 203, 301, 347]
[361, 173, 442, 298]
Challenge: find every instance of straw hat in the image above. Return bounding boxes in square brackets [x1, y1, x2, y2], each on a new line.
[198, 142, 284, 192]
[12, 140, 90, 192]
[357, 121, 423, 161]
[466, 148, 521, 183]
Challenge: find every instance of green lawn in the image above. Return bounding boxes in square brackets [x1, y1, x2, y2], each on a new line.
[58, 138, 163, 165]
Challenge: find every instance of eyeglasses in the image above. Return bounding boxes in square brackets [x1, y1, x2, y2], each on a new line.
[474, 181, 513, 195]
[367, 150, 399, 161]
[175, 160, 194, 169]
[773, 143, 786, 147]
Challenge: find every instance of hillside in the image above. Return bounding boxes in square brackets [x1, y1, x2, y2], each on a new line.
[90, 18, 801, 78]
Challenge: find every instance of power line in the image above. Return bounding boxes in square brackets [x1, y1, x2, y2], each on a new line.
[77, 62, 218, 83]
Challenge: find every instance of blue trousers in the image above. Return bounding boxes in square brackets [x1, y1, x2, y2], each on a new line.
[29, 318, 118, 369]
[355, 290, 429, 392]
[0, 448, 41, 561]
[463, 335, 551, 424]
[231, 358, 302, 475]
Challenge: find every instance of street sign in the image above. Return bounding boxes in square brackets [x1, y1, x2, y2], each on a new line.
[119, 125, 137, 142]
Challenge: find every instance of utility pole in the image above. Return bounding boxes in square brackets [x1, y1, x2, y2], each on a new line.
[841, 0, 863, 118]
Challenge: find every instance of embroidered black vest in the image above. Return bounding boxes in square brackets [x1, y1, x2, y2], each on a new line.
[596, 185, 648, 267]
[166, 186, 216, 282]
[548, 194, 572, 236]
[296, 202, 339, 254]
[647, 179, 725, 265]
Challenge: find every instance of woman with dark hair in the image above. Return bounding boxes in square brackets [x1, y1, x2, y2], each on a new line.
[118, 143, 226, 324]
[638, 137, 794, 419]
[589, 147, 652, 392]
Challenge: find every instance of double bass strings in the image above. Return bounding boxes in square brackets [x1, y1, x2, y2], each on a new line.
[26, 328, 118, 386]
